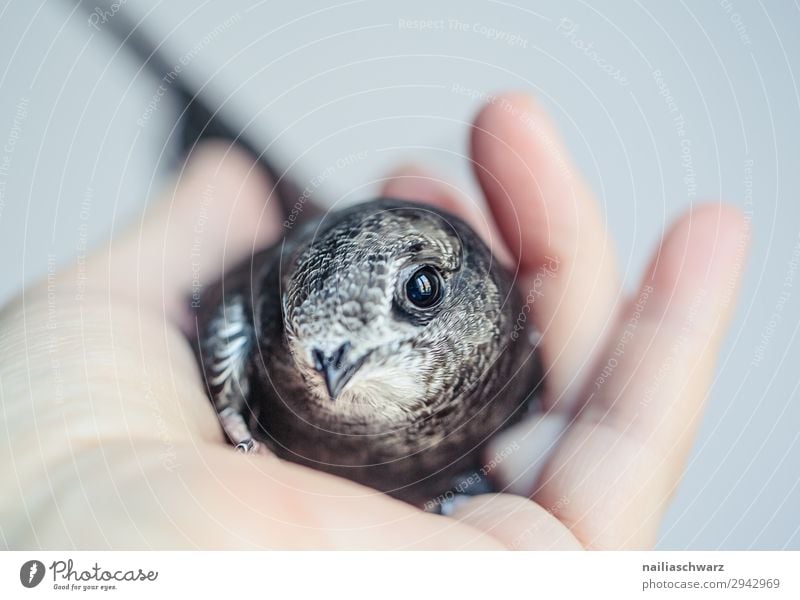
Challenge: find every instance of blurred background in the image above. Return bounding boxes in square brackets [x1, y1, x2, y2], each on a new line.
[0, 0, 797, 549]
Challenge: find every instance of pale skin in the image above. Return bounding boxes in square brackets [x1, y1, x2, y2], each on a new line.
[0, 92, 748, 549]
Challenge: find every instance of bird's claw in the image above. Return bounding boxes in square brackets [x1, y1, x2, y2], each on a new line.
[219, 407, 267, 455]
[235, 439, 255, 453]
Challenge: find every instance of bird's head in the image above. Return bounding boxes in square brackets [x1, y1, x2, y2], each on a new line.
[279, 199, 510, 422]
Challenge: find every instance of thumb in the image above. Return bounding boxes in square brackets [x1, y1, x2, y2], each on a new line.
[77, 142, 281, 325]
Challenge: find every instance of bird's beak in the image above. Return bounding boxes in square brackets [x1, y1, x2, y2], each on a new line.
[320, 362, 356, 400]
[311, 343, 365, 400]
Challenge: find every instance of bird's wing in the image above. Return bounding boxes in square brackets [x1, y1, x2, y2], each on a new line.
[199, 292, 264, 452]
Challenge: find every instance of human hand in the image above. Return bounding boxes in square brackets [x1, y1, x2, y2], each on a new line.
[0, 92, 747, 549]
[382, 92, 749, 549]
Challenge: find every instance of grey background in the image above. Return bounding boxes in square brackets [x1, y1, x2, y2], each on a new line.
[0, 0, 797, 549]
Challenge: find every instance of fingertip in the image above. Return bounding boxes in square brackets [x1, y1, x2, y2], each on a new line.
[138, 141, 280, 322]
[668, 201, 747, 244]
[185, 139, 262, 178]
[178, 140, 282, 250]
[470, 91, 562, 171]
[380, 164, 513, 265]
[637, 200, 750, 346]
[469, 89, 590, 271]
[471, 90, 538, 134]
[647, 201, 749, 296]
[380, 164, 462, 215]
[448, 494, 583, 550]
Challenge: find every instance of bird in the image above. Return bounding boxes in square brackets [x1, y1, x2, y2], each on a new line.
[194, 197, 543, 507]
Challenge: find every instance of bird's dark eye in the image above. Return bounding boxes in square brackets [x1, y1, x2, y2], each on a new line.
[405, 266, 443, 308]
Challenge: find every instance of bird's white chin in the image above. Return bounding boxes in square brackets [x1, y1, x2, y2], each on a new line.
[333, 366, 427, 419]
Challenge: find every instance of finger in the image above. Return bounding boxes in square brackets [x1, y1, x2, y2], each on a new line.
[80, 141, 281, 324]
[534, 203, 748, 549]
[471, 92, 620, 408]
[484, 411, 571, 496]
[381, 164, 463, 214]
[448, 494, 583, 550]
[380, 165, 511, 264]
